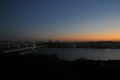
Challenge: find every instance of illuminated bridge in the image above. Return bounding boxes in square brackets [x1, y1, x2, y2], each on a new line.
[2, 45, 47, 54]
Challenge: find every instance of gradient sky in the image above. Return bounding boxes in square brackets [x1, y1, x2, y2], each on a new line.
[0, 0, 120, 41]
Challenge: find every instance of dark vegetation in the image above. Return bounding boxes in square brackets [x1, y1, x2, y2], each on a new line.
[0, 53, 120, 79]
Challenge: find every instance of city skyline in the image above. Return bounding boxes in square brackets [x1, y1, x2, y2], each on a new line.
[0, 0, 120, 41]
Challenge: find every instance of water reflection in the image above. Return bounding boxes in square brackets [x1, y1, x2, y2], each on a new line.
[31, 48, 120, 60]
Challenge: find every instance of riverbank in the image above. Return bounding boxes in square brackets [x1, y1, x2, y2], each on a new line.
[0, 53, 120, 79]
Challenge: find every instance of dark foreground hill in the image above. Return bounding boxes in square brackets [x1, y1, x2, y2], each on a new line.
[0, 53, 120, 79]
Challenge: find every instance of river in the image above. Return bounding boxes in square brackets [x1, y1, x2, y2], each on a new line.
[24, 48, 120, 61]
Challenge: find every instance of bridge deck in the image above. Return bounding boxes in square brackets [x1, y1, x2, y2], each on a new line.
[1, 45, 47, 53]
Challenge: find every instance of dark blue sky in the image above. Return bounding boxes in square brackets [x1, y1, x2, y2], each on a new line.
[0, 0, 120, 41]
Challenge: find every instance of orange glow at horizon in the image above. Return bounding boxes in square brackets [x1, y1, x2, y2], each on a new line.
[54, 34, 120, 42]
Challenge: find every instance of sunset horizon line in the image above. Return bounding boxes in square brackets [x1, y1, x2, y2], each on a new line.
[1, 39, 120, 42]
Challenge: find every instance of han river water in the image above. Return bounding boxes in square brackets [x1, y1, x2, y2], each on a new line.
[23, 48, 120, 61]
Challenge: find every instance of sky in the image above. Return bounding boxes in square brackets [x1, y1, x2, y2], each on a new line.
[0, 0, 120, 41]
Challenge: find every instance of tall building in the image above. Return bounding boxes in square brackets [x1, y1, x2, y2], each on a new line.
[32, 41, 36, 50]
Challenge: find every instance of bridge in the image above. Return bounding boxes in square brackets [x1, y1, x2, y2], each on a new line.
[1, 45, 47, 54]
